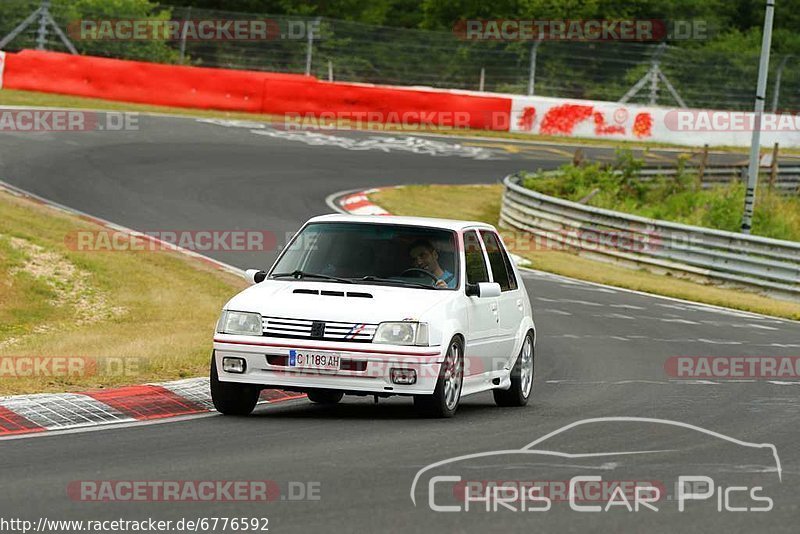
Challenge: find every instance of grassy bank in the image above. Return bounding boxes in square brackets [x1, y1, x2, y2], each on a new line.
[370, 184, 800, 320]
[0, 189, 245, 395]
[521, 152, 800, 241]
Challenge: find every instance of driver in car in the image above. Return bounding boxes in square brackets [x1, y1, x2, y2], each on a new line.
[408, 240, 456, 288]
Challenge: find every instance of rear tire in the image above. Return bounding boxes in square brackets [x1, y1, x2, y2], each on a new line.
[414, 336, 464, 418]
[210, 352, 260, 415]
[307, 389, 344, 404]
[493, 331, 534, 407]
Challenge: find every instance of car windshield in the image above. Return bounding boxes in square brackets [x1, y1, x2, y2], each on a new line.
[270, 222, 459, 290]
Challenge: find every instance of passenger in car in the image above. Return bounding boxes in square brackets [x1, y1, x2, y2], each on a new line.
[409, 239, 457, 288]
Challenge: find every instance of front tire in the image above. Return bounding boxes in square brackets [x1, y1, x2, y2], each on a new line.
[307, 389, 344, 404]
[493, 331, 534, 407]
[414, 336, 464, 418]
[210, 352, 260, 415]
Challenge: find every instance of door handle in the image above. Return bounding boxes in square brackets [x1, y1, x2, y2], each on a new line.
[516, 299, 523, 310]
[490, 303, 498, 311]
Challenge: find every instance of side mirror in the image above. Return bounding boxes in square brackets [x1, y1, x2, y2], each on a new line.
[244, 269, 267, 285]
[466, 282, 501, 298]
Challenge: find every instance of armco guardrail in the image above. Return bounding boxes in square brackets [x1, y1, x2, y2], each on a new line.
[500, 174, 800, 301]
[639, 166, 800, 194]
[530, 166, 800, 194]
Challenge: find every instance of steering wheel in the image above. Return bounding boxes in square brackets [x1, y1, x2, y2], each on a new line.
[400, 268, 440, 283]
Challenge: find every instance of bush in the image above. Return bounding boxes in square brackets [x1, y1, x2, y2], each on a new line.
[521, 150, 800, 242]
[0, 0, 179, 64]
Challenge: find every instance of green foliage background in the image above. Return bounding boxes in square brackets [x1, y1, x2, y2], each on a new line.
[1, 0, 798, 110]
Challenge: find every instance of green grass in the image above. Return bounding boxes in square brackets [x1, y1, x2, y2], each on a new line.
[521, 152, 800, 242]
[0, 189, 245, 395]
[370, 183, 800, 320]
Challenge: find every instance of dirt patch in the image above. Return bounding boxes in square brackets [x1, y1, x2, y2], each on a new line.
[1, 234, 126, 347]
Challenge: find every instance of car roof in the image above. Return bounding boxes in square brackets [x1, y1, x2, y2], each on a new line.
[307, 213, 498, 232]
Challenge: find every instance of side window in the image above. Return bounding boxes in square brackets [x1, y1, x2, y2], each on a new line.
[479, 231, 518, 291]
[463, 231, 489, 285]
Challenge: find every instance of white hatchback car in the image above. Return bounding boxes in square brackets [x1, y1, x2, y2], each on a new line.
[211, 214, 536, 418]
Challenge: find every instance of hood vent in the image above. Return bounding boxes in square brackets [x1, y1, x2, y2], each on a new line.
[291, 289, 374, 299]
[292, 289, 319, 295]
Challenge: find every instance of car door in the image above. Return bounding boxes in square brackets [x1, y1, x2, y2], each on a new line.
[462, 229, 500, 377]
[479, 230, 524, 369]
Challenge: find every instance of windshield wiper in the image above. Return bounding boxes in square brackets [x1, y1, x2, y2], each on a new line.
[356, 276, 438, 290]
[271, 270, 353, 284]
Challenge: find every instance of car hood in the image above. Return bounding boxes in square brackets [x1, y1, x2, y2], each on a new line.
[225, 280, 454, 323]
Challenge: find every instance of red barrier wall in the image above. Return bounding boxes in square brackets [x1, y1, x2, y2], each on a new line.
[3, 50, 304, 113]
[261, 78, 510, 129]
[2, 50, 510, 130]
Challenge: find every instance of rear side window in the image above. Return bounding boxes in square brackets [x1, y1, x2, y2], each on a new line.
[463, 231, 489, 285]
[479, 231, 518, 291]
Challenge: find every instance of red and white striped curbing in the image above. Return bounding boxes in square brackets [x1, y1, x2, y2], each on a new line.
[338, 188, 390, 215]
[0, 378, 303, 437]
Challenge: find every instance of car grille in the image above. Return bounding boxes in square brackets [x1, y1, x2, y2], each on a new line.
[262, 316, 378, 343]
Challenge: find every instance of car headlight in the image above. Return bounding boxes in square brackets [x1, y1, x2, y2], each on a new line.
[373, 322, 429, 346]
[218, 311, 263, 336]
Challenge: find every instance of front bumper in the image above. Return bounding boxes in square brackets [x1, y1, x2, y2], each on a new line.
[213, 335, 445, 395]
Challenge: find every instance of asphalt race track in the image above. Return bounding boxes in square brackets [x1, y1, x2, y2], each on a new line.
[1, 115, 799, 533]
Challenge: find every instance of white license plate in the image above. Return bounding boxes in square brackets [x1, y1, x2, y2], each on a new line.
[288, 350, 340, 370]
